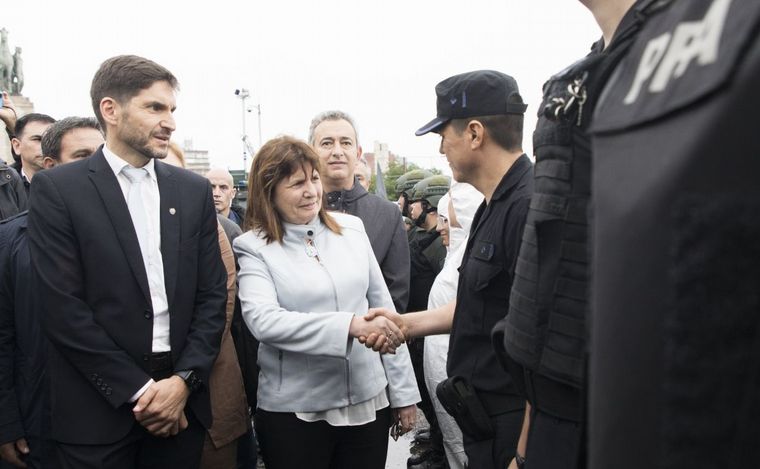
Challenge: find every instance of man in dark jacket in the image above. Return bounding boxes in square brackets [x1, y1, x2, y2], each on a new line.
[0, 161, 26, 221]
[309, 110, 410, 314]
[9, 113, 56, 195]
[28, 55, 226, 468]
[0, 92, 28, 221]
[0, 116, 104, 469]
[206, 167, 246, 229]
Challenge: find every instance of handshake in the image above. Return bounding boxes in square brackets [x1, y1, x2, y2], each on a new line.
[349, 308, 408, 354]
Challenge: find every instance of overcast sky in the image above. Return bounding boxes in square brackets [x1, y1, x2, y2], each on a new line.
[3, 0, 598, 174]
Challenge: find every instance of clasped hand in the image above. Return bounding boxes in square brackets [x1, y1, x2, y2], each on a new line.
[357, 307, 408, 354]
[349, 310, 406, 354]
[0, 438, 29, 468]
[133, 376, 190, 438]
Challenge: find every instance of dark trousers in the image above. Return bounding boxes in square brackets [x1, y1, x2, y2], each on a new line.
[236, 426, 257, 468]
[462, 409, 523, 469]
[524, 408, 585, 469]
[255, 407, 391, 469]
[54, 409, 205, 469]
[54, 410, 205, 469]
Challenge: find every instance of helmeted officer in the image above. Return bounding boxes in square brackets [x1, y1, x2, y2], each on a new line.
[396, 169, 433, 219]
[491, 1, 659, 468]
[406, 175, 450, 469]
[587, 1, 760, 468]
[407, 175, 450, 311]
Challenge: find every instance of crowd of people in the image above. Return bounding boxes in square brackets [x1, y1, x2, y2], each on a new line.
[0, 0, 758, 468]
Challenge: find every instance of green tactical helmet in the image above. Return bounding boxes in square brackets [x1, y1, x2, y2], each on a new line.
[410, 175, 451, 209]
[395, 169, 433, 195]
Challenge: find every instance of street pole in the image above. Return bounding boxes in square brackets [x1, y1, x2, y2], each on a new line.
[235, 88, 250, 178]
[256, 103, 262, 150]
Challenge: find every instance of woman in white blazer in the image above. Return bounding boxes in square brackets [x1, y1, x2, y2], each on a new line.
[233, 136, 420, 469]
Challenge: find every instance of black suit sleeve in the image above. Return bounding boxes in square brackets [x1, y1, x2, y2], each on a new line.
[28, 171, 151, 408]
[0, 229, 24, 445]
[172, 182, 226, 384]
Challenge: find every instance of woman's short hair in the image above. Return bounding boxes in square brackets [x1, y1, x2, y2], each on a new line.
[245, 136, 341, 243]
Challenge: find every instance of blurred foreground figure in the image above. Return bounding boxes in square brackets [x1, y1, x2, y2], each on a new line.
[0, 117, 103, 469]
[588, 1, 760, 468]
[493, 1, 658, 468]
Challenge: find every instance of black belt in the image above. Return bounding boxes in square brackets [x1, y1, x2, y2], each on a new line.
[477, 391, 525, 417]
[146, 351, 172, 374]
[524, 371, 582, 422]
[497, 348, 583, 422]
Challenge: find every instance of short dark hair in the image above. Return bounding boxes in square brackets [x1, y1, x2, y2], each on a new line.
[41, 117, 101, 160]
[14, 113, 56, 139]
[450, 94, 524, 152]
[90, 55, 178, 130]
[245, 136, 341, 243]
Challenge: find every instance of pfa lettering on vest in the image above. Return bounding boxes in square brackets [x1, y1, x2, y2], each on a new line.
[624, 0, 732, 104]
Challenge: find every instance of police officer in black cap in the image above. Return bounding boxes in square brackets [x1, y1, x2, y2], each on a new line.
[587, 0, 760, 467]
[362, 70, 533, 469]
[489, 1, 659, 468]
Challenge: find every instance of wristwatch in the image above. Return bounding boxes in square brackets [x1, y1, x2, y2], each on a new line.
[174, 370, 202, 393]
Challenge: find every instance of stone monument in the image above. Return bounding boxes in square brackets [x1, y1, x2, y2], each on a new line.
[0, 28, 34, 165]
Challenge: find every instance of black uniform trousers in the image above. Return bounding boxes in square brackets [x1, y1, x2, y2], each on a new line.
[462, 409, 523, 469]
[524, 407, 585, 469]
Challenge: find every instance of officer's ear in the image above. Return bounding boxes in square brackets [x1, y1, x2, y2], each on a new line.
[467, 120, 485, 150]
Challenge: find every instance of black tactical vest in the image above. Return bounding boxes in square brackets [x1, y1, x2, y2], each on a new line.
[407, 228, 445, 312]
[588, 1, 760, 468]
[503, 4, 653, 391]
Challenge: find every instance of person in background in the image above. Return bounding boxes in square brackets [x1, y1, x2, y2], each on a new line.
[234, 136, 419, 469]
[309, 110, 410, 315]
[10, 113, 55, 195]
[0, 92, 28, 220]
[167, 144, 243, 245]
[405, 175, 450, 468]
[355, 156, 371, 191]
[0, 116, 104, 469]
[206, 167, 245, 229]
[163, 142, 250, 469]
[423, 181, 482, 469]
[395, 169, 432, 220]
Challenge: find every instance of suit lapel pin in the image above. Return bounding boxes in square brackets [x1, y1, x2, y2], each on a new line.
[169, 208, 176, 215]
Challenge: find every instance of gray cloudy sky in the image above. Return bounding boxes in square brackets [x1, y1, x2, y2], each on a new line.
[3, 0, 598, 173]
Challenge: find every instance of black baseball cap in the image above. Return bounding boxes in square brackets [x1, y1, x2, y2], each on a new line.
[415, 70, 527, 136]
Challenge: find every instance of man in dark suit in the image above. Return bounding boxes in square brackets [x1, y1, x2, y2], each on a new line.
[27, 55, 227, 468]
[0, 116, 104, 469]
